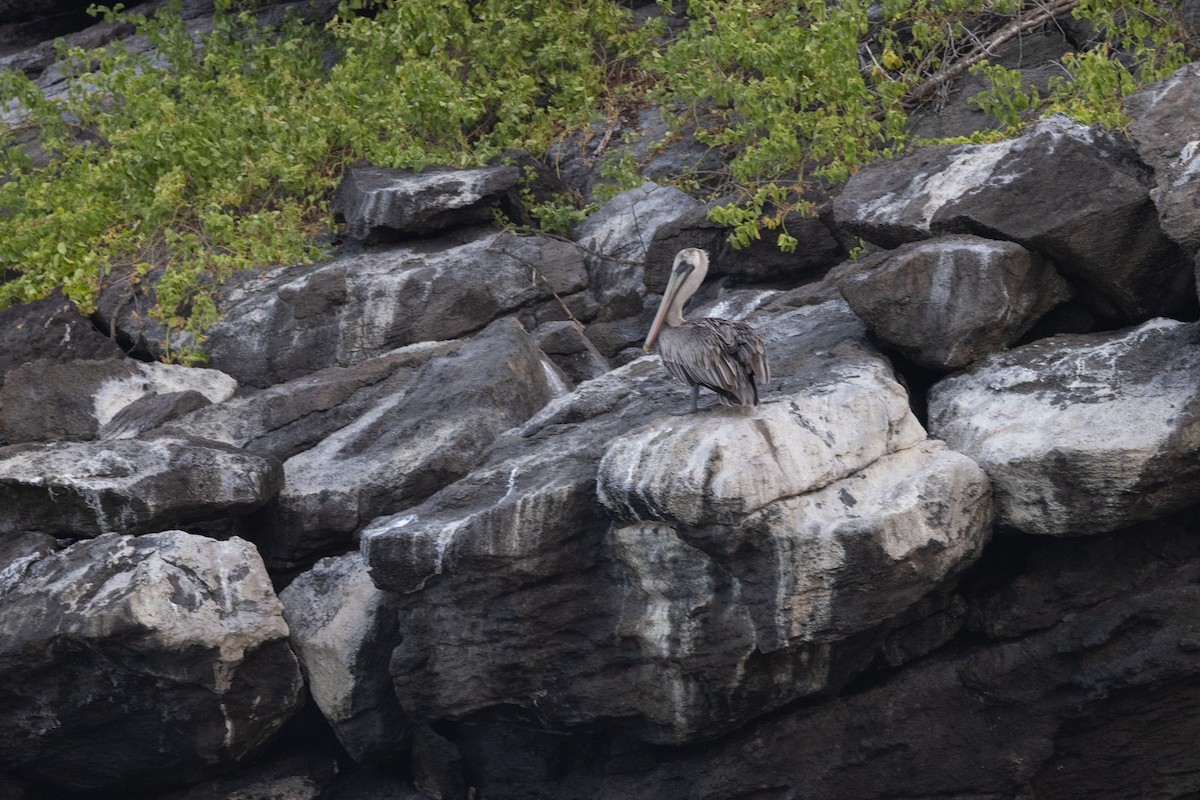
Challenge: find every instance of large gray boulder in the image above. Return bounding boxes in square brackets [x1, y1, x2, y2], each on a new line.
[1124, 62, 1200, 257]
[0, 436, 282, 537]
[838, 234, 1071, 370]
[576, 182, 704, 322]
[0, 531, 303, 793]
[929, 318, 1200, 536]
[256, 317, 568, 571]
[280, 552, 407, 763]
[834, 115, 1193, 322]
[362, 298, 992, 745]
[0, 358, 236, 444]
[478, 517, 1200, 800]
[157, 340, 462, 463]
[331, 163, 520, 243]
[202, 228, 586, 387]
[0, 290, 122, 391]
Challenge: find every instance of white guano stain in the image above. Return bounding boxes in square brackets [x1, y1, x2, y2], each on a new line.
[92, 362, 237, 428]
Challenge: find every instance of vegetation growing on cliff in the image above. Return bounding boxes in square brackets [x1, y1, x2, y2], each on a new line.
[0, 0, 1191, 356]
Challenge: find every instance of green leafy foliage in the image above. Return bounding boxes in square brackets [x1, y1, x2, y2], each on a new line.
[0, 0, 1191, 358]
[0, 0, 646, 356]
[651, 0, 1190, 247]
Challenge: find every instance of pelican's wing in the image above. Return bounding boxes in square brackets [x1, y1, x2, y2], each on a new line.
[659, 318, 767, 406]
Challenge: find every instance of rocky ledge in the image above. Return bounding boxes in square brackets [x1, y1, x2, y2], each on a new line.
[2, 6, 1200, 800]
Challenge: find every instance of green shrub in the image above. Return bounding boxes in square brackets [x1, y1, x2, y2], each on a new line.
[0, 0, 1190, 359]
[0, 0, 647, 356]
[651, 0, 1190, 247]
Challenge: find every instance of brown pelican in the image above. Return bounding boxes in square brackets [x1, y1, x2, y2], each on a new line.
[643, 248, 770, 413]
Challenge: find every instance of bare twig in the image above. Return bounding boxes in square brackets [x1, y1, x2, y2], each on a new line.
[500, 224, 646, 269]
[903, 0, 1081, 109]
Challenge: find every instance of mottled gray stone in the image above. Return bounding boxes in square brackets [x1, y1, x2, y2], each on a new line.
[838, 234, 1070, 370]
[0, 531, 302, 793]
[0, 436, 282, 537]
[929, 318, 1200, 535]
[331, 162, 520, 243]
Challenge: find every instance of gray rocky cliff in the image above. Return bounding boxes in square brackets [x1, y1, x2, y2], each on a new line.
[2, 4, 1200, 800]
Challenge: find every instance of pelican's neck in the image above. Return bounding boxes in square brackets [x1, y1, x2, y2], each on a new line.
[665, 302, 686, 328]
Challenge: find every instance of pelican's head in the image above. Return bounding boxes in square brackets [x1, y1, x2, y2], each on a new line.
[643, 248, 710, 351]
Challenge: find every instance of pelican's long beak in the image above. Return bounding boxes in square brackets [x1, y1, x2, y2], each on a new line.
[643, 268, 688, 352]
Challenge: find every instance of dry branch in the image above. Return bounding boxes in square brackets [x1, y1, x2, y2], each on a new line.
[903, 0, 1082, 108]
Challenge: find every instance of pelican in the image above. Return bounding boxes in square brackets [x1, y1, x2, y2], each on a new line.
[643, 248, 770, 413]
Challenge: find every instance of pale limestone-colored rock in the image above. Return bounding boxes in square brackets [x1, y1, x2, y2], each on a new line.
[0, 531, 302, 792]
[280, 552, 406, 762]
[362, 299, 993, 745]
[0, 436, 282, 536]
[609, 440, 990, 739]
[92, 361, 237, 429]
[597, 358, 926, 526]
[929, 318, 1200, 535]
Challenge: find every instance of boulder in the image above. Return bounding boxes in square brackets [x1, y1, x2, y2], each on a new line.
[256, 317, 568, 570]
[91, 265, 175, 360]
[533, 320, 610, 384]
[362, 299, 992, 745]
[0, 358, 236, 444]
[0, 290, 122, 389]
[596, 359, 927, 527]
[0, 531, 303, 793]
[0, 436, 282, 537]
[491, 517, 1200, 800]
[156, 340, 461, 462]
[1124, 62, 1200, 256]
[201, 228, 586, 387]
[641, 203, 847, 290]
[604, 440, 989, 742]
[280, 552, 407, 763]
[834, 115, 1193, 322]
[576, 182, 704, 321]
[838, 234, 1070, 370]
[331, 162, 520, 243]
[928, 318, 1200, 536]
[98, 390, 214, 440]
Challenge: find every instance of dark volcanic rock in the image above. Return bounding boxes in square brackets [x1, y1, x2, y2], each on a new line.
[331, 162, 520, 243]
[98, 389, 214, 440]
[834, 115, 1193, 322]
[0, 436, 283, 537]
[92, 265, 174, 360]
[148, 745, 340, 800]
[0, 531, 303, 793]
[256, 317, 568, 570]
[929, 318, 1200, 536]
[361, 299, 991, 746]
[576, 182, 704, 321]
[479, 517, 1200, 800]
[1124, 62, 1200, 257]
[280, 552, 407, 763]
[0, 291, 122, 388]
[0, 358, 235, 444]
[533, 320, 610, 384]
[157, 340, 462, 462]
[202, 228, 586, 387]
[641, 204, 847, 290]
[838, 234, 1071, 370]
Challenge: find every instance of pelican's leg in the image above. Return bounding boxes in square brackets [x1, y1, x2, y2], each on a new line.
[676, 386, 700, 417]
